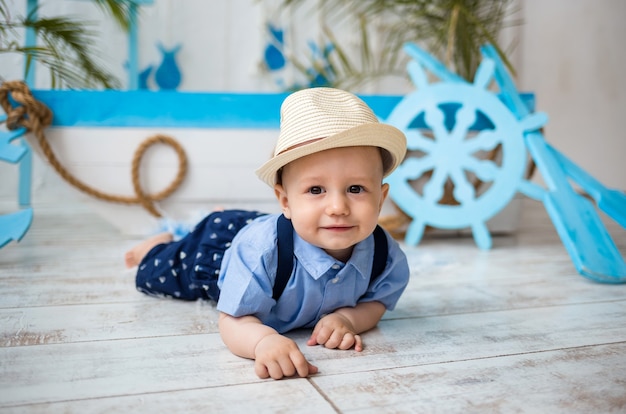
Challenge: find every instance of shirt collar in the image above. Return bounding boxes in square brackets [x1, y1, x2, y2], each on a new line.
[293, 231, 374, 280]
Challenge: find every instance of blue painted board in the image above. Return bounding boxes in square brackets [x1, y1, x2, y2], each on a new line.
[526, 132, 626, 283]
[551, 148, 626, 229]
[0, 128, 28, 163]
[482, 43, 626, 283]
[0, 208, 33, 248]
[0, 117, 31, 207]
[30, 90, 534, 130]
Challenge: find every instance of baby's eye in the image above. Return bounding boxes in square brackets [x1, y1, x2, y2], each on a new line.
[308, 186, 323, 195]
[348, 185, 364, 194]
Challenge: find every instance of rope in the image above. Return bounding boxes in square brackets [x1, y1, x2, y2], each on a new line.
[0, 80, 187, 218]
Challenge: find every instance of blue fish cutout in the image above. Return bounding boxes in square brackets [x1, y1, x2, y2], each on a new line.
[155, 43, 182, 90]
[138, 65, 154, 90]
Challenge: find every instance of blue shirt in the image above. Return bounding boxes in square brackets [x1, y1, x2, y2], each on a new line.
[216, 214, 410, 334]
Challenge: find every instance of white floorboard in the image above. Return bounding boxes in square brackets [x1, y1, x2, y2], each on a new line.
[1, 196, 625, 413]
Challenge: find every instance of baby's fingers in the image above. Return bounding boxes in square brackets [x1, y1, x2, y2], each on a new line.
[291, 351, 317, 378]
[255, 358, 299, 380]
[306, 361, 319, 376]
[338, 332, 362, 351]
[255, 360, 273, 379]
[256, 352, 317, 379]
[308, 325, 331, 347]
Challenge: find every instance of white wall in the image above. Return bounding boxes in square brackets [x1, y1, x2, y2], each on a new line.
[516, 0, 626, 190]
[1, 0, 625, 207]
[1, 0, 281, 91]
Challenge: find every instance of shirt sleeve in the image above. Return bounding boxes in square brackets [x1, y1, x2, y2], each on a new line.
[358, 231, 410, 311]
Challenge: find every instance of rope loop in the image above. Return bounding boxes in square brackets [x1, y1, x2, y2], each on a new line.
[0, 80, 188, 218]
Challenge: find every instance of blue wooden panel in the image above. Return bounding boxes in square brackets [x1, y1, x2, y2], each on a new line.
[31, 90, 534, 130]
[0, 208, 33, 248]
[0, 121, 31, 207]
[32, 90, 288, 128]
[0, 127, 28, 163]
[526, 132, 626, 283]
[482, 43, 626, 283]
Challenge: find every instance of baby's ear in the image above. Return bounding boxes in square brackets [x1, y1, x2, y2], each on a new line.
[379, 183, 390, 211]
[274, 184, 291, 218]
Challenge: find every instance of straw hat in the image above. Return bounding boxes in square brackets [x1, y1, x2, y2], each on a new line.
[255, 87, 407, 187]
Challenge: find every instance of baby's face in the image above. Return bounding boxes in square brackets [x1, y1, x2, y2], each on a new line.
[274, 146, 389, 262]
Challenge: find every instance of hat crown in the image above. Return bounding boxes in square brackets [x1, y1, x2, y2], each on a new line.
[275, 88, 379, 156]
[256, 87, 407, 187]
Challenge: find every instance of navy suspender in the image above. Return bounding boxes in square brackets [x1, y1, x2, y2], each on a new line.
[273, 214, 294, 301]
[371, 223, 388, 282]
[272, 214, 388, 301]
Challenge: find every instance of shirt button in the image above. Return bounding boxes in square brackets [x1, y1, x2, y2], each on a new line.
[331, 264, 341, 270]
[331, 278, 339, 284]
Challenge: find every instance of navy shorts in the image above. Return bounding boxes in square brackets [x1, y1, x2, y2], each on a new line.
[135, 210, 266, 301]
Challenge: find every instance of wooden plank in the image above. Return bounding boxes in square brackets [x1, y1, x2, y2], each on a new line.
[293, 301, 626, 377]
[0, 299, 220, 347]
[1, 301, 624, 406]
[0, 272, 138, 309]
[0, 334, 250, 407]
[2, 233, 624, 311]
[389, 272, 626, 320]
[44, 128, 278, 165]
[1, 199, 624, 311]
[8, 380, 337, 414]
[2, 267, 625, 344]
[43, 165, 274, 201]
[310, 343, 626, 413]
[31, 128, 278, 202]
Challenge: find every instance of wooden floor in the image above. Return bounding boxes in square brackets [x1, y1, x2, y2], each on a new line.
[1, 196, 625, 413]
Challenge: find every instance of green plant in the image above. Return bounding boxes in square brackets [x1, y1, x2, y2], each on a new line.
[0, 0, 134, 89]
[279, 0, 519, 88]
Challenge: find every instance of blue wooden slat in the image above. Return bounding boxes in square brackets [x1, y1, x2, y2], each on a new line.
[551, 148, 626, 229]
[0, 208, 33, 248]
[525, 132, 626, 283]
[127, 1, 139, 90]
[0, 128, 28, 163]
[483, 43, 626, 283]
[31, 90, 534, 129]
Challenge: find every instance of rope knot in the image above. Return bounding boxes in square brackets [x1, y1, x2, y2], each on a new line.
[0, 80, 53, 132]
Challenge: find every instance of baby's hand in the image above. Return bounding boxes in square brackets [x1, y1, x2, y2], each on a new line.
[307, 313, 363, 352]
[254, 333, 319, 380]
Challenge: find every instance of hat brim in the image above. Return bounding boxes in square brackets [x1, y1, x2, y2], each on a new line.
[255, 123, 407, 187]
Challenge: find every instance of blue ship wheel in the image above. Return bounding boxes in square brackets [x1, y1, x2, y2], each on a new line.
[385, 56, 546, 249]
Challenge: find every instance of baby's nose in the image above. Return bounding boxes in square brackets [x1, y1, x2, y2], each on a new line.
[326, 192, 349, 215]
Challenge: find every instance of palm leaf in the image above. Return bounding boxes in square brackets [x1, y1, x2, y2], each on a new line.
[1, 1, 130, 89]
[278, 0, 518, 87]
[22, 13, 120, 89]
[90, 0, 135, 31]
